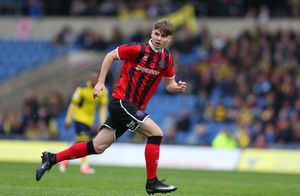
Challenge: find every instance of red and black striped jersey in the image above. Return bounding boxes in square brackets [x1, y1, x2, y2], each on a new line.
[112, 39, 175, 111]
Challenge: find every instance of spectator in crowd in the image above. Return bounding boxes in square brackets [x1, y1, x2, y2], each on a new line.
[42, 86, 64, 122]
[252, 133, 268, 148]
[110, 25, 124, 46]
[257, 5, 270, 23]
[0, 113, 3, 132]
[23, 90, 39, 124]
[41, 87, 64, 139]
[20, 105, 34, 136]
[75, 28, 95, 49]
[24, 118, 49, 140]
[129, 28, 147, 43]
[162, 112, 177, 144]
[194, 89, 208, 122]
[234, 122, 251, 148]
[52, 25, 75, 47]
[275, 108, 292, 144]
[26, 0, 42, 17]
[70, 0, 87, 16]
[90, 32, 108, 51]
[212, 128, 237, 149]
[146, 0, 159, 19]
[264, 123, 276, 146]
[176, 107, 191, 133]
[187, 123, 208, 145]
[4, 111, 22, 139]
[0, 113, 6, 137]
[98, 0, 118, 16]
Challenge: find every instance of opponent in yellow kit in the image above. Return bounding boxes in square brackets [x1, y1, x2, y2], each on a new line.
[61, 71, 108, 174]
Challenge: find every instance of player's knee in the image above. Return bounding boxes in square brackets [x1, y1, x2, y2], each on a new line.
[149, 128, 163, 137]
[158, 129, 164, 137]
[93, 143, 110, 154]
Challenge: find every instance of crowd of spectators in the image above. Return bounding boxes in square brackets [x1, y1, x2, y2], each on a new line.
[52, 25, 120, 51]
[1, 0, 300, 19]
[0, 87, 65, 140]
[163, 23, 300, 149]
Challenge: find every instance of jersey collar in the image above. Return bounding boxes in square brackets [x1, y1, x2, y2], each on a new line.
[149, 39, 159, 53]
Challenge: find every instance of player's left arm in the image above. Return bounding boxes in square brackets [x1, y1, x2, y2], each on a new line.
[164, 77, 186, 93]
[163, 53, 186, 93]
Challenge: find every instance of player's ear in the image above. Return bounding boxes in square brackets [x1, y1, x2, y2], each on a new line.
[167, 35, 172, 42]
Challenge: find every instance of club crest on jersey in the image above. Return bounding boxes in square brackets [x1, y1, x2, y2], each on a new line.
[136, 110, 144, 117]
[159, 60, 165, 68]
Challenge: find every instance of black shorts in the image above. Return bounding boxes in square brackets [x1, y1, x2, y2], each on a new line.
[101, 97, 149, 140]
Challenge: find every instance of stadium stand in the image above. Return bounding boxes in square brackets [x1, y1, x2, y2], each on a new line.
[0, 38, 62, 83]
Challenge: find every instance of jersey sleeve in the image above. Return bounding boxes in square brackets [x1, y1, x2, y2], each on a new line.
[71, 87, 82, 104]
[164, 53, 175, 78]
[117, 44, 140, 61]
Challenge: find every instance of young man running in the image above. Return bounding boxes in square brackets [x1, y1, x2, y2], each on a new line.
[36, 18, 186, 195]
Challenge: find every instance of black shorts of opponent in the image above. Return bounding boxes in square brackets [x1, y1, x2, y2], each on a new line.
[100, 97, 149, 140]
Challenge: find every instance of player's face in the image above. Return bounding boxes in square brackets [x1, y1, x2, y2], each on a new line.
[151, 29, 172, 51]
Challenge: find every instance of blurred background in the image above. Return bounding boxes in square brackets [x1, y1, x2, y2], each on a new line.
[1, 0, 300, 173]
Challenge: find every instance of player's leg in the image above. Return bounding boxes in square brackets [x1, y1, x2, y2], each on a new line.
[59, 122, 84, 173]
[36, 127, 115, 181]
[137, 118, 177, 194]
[136, 117, 162, 180]
[111, 98, 177, 194]
[55, 127, 114, 162]
[59, 121, 92, 173]
[92, 127, 115, 153]
[75, 122, 95, 174]
[59, 159, 68, 173]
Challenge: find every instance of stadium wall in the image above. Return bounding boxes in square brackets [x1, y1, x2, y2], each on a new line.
[1, 140, 300, 174]
[237, 149, 300, 174]
[1, 17, 300, 39]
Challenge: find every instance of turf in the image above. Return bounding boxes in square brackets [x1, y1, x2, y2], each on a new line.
[0, 162, 300, 196]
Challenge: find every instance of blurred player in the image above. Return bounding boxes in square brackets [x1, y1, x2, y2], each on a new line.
[36, 18, 186, 195]
[60, 71, 108, 174]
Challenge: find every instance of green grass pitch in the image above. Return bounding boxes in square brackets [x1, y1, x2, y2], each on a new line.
[1, 161, 300, 196]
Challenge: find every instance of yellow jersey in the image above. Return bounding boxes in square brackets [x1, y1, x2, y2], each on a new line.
[66, 81, 108, 127]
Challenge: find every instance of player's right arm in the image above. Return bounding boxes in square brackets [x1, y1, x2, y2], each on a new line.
[93, 49, 119, 98]
[64, 103, 75, 130]
[65, 87, 81, 129]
